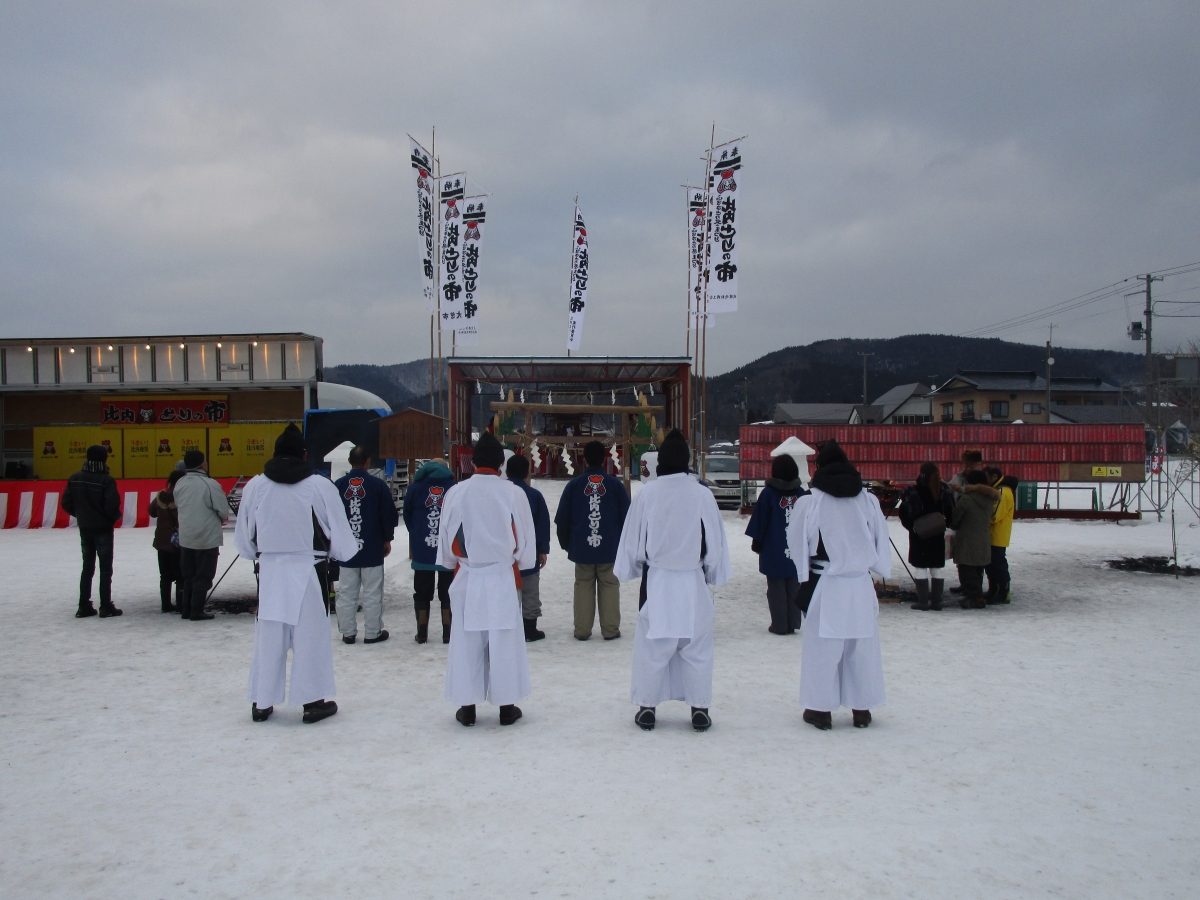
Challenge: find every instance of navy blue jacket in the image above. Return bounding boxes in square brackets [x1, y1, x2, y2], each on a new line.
[745, 483, 809, 579]
[334, 468, 399, 568]
[554, 467, 630, 565]
[509, 477, 551, 577]
[402, 461, 456, 572]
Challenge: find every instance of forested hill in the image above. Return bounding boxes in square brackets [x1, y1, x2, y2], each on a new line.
[704, 334, 1145, 435]
[323, 359, 445, 412]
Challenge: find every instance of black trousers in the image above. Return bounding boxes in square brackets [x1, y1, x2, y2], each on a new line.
[79, 527, 115, 606]
[157, 549, 181, 610]
[985, 546, 1010, 590]
[766, 577, 804, 633]
[957, 564, 985, 596]
[179, 547, 220, 618]
[413, 569, 452, 611]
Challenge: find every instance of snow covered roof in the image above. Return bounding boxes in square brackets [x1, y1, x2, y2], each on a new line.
[871, 383, 931, 420]
[773, 402, 856, 424]
[932, 371, 1119, 395]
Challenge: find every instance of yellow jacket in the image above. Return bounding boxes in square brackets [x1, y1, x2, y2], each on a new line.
[990, 485, 1015, 547]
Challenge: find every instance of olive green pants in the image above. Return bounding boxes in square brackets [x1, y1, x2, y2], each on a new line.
[573, 563, 621, 639]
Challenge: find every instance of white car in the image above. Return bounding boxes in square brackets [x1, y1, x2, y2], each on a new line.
[701, 454, 741, 508]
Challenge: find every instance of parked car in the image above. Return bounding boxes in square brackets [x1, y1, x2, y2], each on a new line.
[702, 454, 741, 508]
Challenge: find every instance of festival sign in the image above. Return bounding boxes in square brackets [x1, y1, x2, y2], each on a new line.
[410, 138, 437, 312]
[438, 173, 467, 330]
[455, 196, 486, 347]
[688, 188, 707, 330]
[566, 205, 589, 351]
[705, 140, 742, 314]
[100, 396, 229, 427]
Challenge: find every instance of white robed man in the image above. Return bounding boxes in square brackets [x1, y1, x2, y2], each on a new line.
[438, 432, 538, 727]
[235, 424, 358, 724]
[615, 430, 731, 732]
[785, 440, 891, 730]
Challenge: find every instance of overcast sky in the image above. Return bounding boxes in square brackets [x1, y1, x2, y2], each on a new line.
[2, 2, 1198, 373]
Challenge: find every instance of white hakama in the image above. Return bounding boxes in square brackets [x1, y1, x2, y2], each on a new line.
[235, 473, 358, 708]
[437, 473, 537, 707]
[786, 488, 891, 712]
[615, 473, 731, 709]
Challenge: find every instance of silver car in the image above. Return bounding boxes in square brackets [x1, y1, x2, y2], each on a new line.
[702, 454, 741, 508]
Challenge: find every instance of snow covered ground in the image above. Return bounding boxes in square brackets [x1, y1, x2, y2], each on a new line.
[2, 479, 1198, 899]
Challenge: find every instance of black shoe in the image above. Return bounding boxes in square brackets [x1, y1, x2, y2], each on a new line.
[691, 708, 712, 732]
[442, 611, 452, 644]
[343, 634, 356, 644]
[499, 704, 523, 726]
[75, 601, 98, 619]
[949, 585, 965, 594]
[251, 704, 273, 722]
[415, 624, 428, 643]
[364, 630, 389, 644]
[603, 631, 621, 641]
[523, 618, 546, 642]
[190, 612, 215, 620]
[853, 709, 872, 728]
[574, 634, 590, 641]
[456, 705, 476, 726]
[634, 707, 656, 731]
[803, 709, 833, 731]
[302, 699, 338, 724]
[768, 625, 788, 635]
[98, 603, 123, 618]
[161, 603, 178, 613]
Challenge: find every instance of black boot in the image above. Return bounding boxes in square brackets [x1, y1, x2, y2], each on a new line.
[442, 608, 452, 644]
[691, 707, 712, 732]
[910, 578, 931, 610]
[523, 618, 546, 642]
[75, 600, 97, 619]
[456, 704, 476, 726]
[302, 699, 338, 724]
[930, 579, 945, 611]
[251, 704, 273, 722]
[984, 578, 999, 604]
[99, 601, 123, 618]
[634, 707, 656, 731]
[803, 709, 832, 730]
[499, 704, 523, 726]
[160, 581, 176, 613]
[853, 709, 872, 728]
[415, 608, 429, 643]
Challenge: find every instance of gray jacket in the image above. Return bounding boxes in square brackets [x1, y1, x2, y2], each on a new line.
[174, 471, 231, 550]
[950, 485, 998, 567]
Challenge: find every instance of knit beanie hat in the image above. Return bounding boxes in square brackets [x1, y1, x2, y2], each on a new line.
[472, 431, 505, 470]
[86, 445, 108, 463]
[656, 429, 690, 475]
[274, 423, 306, 458]
[183, 449, 206, 469]
[814, 440, 849, 468]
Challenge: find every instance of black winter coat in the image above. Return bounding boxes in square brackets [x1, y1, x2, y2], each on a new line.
[62, 467, 122, 530]
[899, 476, 955, 569]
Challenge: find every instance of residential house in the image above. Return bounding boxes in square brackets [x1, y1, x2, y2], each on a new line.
[930, 371, 1119, 423]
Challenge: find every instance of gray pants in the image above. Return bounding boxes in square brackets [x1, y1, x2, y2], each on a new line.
[519, 570, 542, 620]
[766, 576, 803, 634]
[336, 565, 385, 640]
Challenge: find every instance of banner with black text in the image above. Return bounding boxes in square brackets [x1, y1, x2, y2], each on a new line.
[705, 140, 742, 314]
[409, 138, 436, 312]
[566, 205, 589, 351]
[438, 173, 467, 329]
[454, 196, 486, 346]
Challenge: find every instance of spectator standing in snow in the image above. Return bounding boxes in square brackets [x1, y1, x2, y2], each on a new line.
[983, 467, 1016, 604]
[333, 446, 399, 645]
[616, 429, 731, 733]
[786, 440, 890, 731]
[506, 453, 551, 642]
[949, 449, 984, 496]
[899, 462, 956, 611]
[744, 454, 808, 634]
[403, 456, 457, 643]
[61, 444, 123, 619]
[148, 470, 185, 613]
[555, 440, 630, 641]
[950, 470, 998, 609]
[173, 450, 232, 621]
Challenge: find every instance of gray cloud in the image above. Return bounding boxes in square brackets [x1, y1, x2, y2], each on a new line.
[2, 1, 1198, 373]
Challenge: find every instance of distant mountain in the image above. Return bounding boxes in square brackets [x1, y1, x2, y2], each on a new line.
[323, 359, 446, 413]
[705, 334, 1146, 437]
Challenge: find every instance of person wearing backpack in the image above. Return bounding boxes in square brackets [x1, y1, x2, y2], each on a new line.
[898, 462, 956, 611]
[61, 445, 123, 619]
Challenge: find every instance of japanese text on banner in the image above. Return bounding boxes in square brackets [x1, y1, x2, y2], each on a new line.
[688, 188, 706, 329]
[705, 140, 742, 314]
[439, 173, 467, 329]
[409, 139, 436, 313]
[566, 205, 589, 351]
[455, 196, 486, 347]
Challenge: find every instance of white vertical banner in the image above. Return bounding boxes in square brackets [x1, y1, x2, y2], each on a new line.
[455, 195, 486, 347]
[705, 140, 742, 314]
[566, 205, 589, 351]
[687, 187, 706, 331]
[409, 138, 436, 312]
[438, 173, 467, 330]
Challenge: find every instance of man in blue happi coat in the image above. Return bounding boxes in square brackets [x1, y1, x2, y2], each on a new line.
[506, 453, 551, 642]
[334, 446, 400, 644]
[745, 454, 809, 635]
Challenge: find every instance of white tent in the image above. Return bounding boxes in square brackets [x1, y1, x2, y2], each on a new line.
[770, 436, 815, 488]
[324, 440, 357, 482]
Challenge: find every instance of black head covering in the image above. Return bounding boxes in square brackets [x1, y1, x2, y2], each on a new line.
[506, 453, 530, 480]
[273, 423, 306, 458]
[811, 439, 862, 497]
[86, 444, 108, 463]
[473, 431, 505, 470]
[183, 449, 206, 470]
[656, 429, 690, 476]
[965, 470, 989, 485]
[770, 454, 799, 482]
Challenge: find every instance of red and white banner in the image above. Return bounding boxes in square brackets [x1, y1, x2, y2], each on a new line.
[0, 478, 238, 529]
[439, 172, 467, 330]
[410, 138, 437, 313]
[566, 205, 589, 351]
[455, 196, 486, 347]
[100, 395, 229, 427]
[705, 139, 742, 314]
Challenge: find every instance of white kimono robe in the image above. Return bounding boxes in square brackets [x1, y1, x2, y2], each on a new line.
[437, 472, 537, 707]
[614, 473, 732, 708]
[786, 488, 891, 712]
[235, 473, 358, 708]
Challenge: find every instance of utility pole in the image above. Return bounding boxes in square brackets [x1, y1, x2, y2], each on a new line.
[1044, 327, 1054, 424]
[742, 375, 750, 425]
[1138, 273, 1164, 431]
[857, 352, 874, 408]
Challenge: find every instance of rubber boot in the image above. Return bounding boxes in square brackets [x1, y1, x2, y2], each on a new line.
[930, 579, 945, 611]
[984, 577, 999, 604]
[523, 618, 546, 642]
[442, 608, 452, 644]
[415, 608, 429, 644]
[160, 581, 176, 613]
[910, 579, 931, 610]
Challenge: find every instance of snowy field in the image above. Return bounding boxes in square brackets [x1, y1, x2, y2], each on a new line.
[2, 479, 1199, 899]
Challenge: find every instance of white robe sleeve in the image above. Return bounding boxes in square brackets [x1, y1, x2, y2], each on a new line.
[787, 494, 814, 583]
[312, 477, 359, 563]
[510, 483, 537, 571]
[700, 489, 732, 586]
[436, 484, 463, 570]
[233, 477, 261, 559]
[613, 490, 648, 583]
[866, 492, 893, 579]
